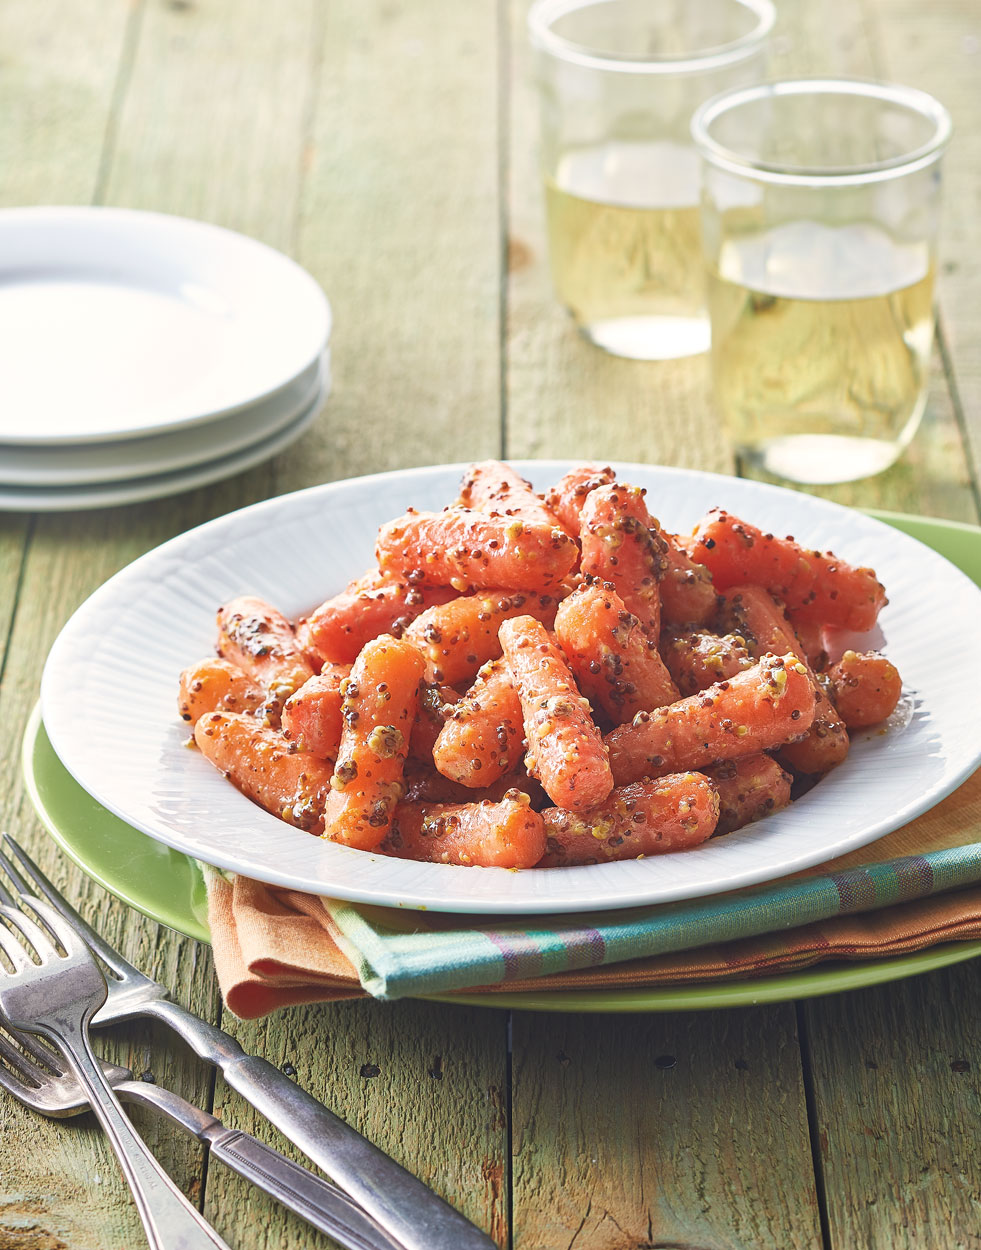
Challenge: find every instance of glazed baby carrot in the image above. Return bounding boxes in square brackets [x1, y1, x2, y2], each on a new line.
[686, 509, 887, 631]
[538, 773, 720, 867]
[383, 791, 546, 868]
[194, 711, 332, 834]
[661, 629, 754, 697]
[458, 460, 560, 528]
[432, 659, 525, 787]
[323, 635, 425, 851]
[178, 658, 263, 726]
[280, 662, 351, 760]
[605, 653, 816, 787]
[659, 542, 719, 627]
[217, 596, 314, 710]
[828, 650, 903, 728]
[545, 469, 716, 628]
[500, 615, 614, 812]
[376, 507, 578, 593]
[298, 570, 454, 666]
[554, 583, 678, 724]
[404, 589, 558, 685]
[544, 464, 616, 538]
[704, 755, 793, 836]
[579, 484, 669, 637]
[722, 584, 849, 775]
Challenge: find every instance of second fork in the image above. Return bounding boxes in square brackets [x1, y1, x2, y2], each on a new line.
[0, 871, 233, 1250]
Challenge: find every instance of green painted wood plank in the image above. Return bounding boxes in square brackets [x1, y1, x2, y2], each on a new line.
[511, 1007, 823, 1249]
[288, 0, 503, 486]
[99, 0, 317, 249]
[803, 962, 981, 1250]
[0, 0, 136, 207]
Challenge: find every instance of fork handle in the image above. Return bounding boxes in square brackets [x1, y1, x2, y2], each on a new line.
[147, 998, 496, 1250]
[50, 1015, 233, 1250]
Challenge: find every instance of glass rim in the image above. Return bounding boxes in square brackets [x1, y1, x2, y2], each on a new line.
[691, 78, 953, 186]
[527, 0, 776, 75]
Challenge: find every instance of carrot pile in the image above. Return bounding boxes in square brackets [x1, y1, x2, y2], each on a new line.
[179, 462, 902, 870]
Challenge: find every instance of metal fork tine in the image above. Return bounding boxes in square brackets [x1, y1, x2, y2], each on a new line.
[0, 1031, 42, 1088]
[0, 1022, 65, 1075]
[0, 922, 34, 972]
[21, 895, 85, 956]
[0, 897, 61, 964]
[0, 845, 48, 910]
[0, 842, 32, 896]
[1, 834, 131, 978]
[0, 1024, 63, 1088]
[0, 848, 84, 954]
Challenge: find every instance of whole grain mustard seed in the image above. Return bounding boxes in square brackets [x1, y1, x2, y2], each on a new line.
[367, 725, 405, 758]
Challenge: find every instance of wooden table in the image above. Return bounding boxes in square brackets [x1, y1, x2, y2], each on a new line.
[1, 2, 979, 1247]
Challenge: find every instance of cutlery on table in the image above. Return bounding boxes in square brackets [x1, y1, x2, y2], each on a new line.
[1, 834, 498, 1250]
[0, 871, 232, 1250]
[0, 1022, 403, 1250]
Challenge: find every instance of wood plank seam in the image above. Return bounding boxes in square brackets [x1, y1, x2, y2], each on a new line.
[266, 0, 328, 506]
[92, 0, 148, 206]
[498, 0, 511, 463]
[287, 0, 329, 261]
[856, 0, 887, 80]
[0, 516, 36, 693]
[506, 1007, 515, 1250]
[935, 314, 981, 516]
[193, 1058, 221, 1215]
[796, 1002, 834, 1250]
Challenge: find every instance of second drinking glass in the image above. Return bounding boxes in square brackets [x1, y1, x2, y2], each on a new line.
[691, 79, 951, 483]
[528, 0, 774, 360]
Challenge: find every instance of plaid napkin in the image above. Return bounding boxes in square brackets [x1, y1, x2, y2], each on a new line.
[205, 764, 981, 1018]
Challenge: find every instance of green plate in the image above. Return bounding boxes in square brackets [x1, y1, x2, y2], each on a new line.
[22, 509, 981, 1012]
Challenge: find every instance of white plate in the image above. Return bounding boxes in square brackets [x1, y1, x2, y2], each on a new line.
[0, 207, 330, 445]
[0, 377, 328, 512]
[0, 353, 329, 487]
[40, 462, 981, 914]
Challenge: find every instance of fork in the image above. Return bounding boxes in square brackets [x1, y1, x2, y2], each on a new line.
[1, 834, 498, 1250]
[0, 1023, 403, 1250]
[0, 877, 232, 1250]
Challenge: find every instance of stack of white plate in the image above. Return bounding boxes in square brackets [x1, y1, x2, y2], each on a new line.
[0, 207, 332, 511]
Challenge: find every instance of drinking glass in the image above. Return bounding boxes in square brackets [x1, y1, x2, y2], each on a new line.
[528, 0, 774, 360]
[691, 79, 951, 484]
